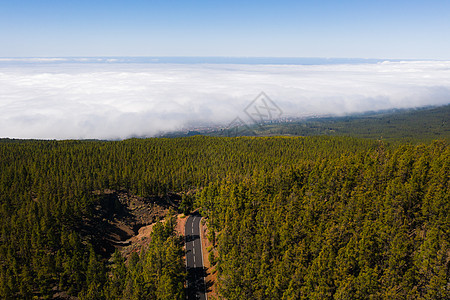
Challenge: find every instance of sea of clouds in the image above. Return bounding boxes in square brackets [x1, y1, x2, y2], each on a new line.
[0, 59, 449, 139]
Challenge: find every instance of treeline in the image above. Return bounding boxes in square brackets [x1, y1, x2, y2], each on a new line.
[199, 141, 449, 299]
[0, 136, 448, 298]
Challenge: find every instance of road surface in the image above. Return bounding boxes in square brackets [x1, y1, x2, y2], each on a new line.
[185, 212, 208, 300]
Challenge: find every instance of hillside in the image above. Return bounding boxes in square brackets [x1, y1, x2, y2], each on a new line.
[162, 104, 450, 142]
[0, 135, 448, 299]
[247, 104, 450, 141]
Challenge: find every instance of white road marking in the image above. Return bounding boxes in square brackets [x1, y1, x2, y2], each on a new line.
[186, 215, 208, 300]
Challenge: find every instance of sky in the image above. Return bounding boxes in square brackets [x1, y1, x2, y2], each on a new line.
[1, 0, 450, 59]
[0, 1, 449, 139]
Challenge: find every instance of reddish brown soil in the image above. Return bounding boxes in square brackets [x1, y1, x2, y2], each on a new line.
[89, 189, 179, 259]
[54, 190, 184, 298]
[200, 219, 219, 299]
[175, 214, 187, 237]
[121, 213, 188, 260]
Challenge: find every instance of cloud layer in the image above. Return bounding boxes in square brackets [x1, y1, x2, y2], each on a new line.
[0, 60, 449, 139]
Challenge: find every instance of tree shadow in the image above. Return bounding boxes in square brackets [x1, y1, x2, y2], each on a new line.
[79, 192, 136, 257]
[186, 266, 208, 299]
[185, 234, 200, 243]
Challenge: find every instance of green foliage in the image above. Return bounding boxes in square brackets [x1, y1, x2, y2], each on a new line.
[0, 136, 447, 298]
[200, 140, 449, 299]
[211, 105, 450, 142]
[106, 215, 185, 300]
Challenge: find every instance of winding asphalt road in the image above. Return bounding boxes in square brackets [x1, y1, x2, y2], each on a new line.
[185, 212, 208, 300]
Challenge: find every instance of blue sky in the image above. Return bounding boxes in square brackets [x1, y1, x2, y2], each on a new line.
[1, 0, 450, 59]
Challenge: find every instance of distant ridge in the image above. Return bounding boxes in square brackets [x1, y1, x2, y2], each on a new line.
[162, 104, 450, 142]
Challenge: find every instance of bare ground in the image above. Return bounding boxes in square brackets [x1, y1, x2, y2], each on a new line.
[87, 189, 180, 259]
[200, 218, 219, 299]
[53, 190, 185, 299]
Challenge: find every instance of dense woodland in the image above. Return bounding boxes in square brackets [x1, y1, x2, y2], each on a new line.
[0, 133, 448, 298]
[200, 140, 449, 299]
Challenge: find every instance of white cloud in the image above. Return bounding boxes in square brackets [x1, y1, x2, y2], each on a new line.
[0, 61, 449, 139]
